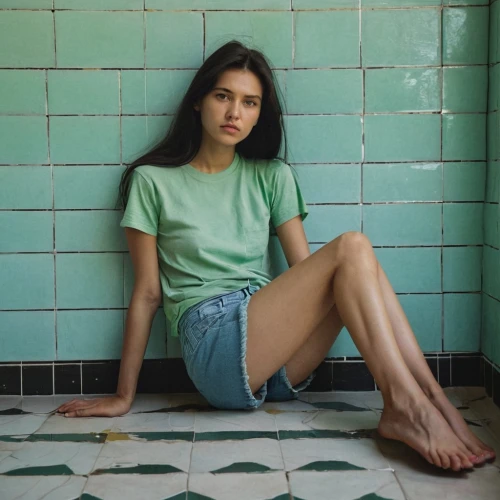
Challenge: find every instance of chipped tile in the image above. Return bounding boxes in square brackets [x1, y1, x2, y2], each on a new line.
[0, 476, 87, 500]
[191, 438, 284, 474]
[188, 471, 288, 499]
[0, 441, 103, 476]
[91, 440, 192, 475]
[289, 470, 405, 499]
[281, 438, 392, 472]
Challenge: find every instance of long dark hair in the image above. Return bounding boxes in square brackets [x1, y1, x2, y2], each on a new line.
[116, 40, 289, 210]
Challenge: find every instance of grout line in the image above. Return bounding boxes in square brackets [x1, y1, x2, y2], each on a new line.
[119, 70, 123, 166]
[360, 0, 364, 233]
[440, 4, 445, 354]
[202, 11, 206, 62]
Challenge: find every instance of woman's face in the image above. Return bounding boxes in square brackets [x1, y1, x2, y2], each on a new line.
[194, 68, 263, 147]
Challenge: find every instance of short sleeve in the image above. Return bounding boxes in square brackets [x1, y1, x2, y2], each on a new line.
[270, 161, 309, 232]
[119, 170, 160, 236]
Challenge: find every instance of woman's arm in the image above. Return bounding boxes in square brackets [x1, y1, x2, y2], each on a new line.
[55, 296, 159, 417]
[56, 228, 162, 417]
[116, 295, 160, 401]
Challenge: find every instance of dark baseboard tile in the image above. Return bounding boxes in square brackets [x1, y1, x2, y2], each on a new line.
[0, 354, 499, 409]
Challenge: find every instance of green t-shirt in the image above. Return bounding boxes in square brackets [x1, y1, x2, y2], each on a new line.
[119, 152, 309, 338]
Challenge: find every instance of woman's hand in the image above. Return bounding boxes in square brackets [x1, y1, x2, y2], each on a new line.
[55, 395, 133, 418]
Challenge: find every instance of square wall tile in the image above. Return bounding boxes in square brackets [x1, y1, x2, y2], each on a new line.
[481, 294, 500, 363]
[0, 255, 54, 309]
[365, 68, 441, 113]
[54, 166, 125, 210]
[55, 11, 144, 68]
[48, 70, 119, 115]
[121, 115, 172, 164]
[0, 11, 55, 68]
[398, 294, 442, 352]
[374, 247, 442, 293]
[489, 64, 500, 112]
[443, 66, 488, 113]
[294, 0, 358, 7]
[482, 246, 500, 300]
[364, 115, 441, 162]
[54, 364, 81, 394]
[147, 12, 203, 69]
[285, 115, 362, 163]
[205, 12, 292, 69]
[363, 0, 441, 5]
[1, 0, 52, 7]
[442, 114, 486, 161]
[56, 253, 124, 309]
[490, 0, 499, 64]
[0, 312, 55, 363]
[0, 70, 46, 114]
[121, 70, 196, 115]
[443, 202, 483, 245]
[0, 166, 52, 209]
[362, 9, 440, 67]
[56, 211, 127, 252]
[443, 246, 482, 292]
[0, 212, 53, 252]
[285, 70, 362, 114]
[444, 294, 481, 351]
[49, 116, 120, 164]
[363, 204, 442, 246]
[303, 205, 361, 243]
[443, 162, 486, 202]
[363, 163, 442, 203]
[444, 1, 489, 5]
[485, 161, 500, 203]
[485, 202, 500, 248]
[487, 112, 500, 161]
[0, 117, 48, 164]
[295, 11, 359, 68]
[148, 0, 289, 8]
[293, 164, 361, 204]
[22, 365, 52, 395]
[57, 310, 124, 361]
[443, 6, 489, 65]
[55, 0, 143, 8]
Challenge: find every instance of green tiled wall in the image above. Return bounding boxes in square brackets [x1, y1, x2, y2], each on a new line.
[0, 0, 494, 364]
[482, 0, 500, 368]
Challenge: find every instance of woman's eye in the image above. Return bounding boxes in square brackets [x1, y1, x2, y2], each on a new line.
[216, 94, 256, 106]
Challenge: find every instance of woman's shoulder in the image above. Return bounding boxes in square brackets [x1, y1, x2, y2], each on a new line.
[133, 164, 181, 181]
[249, 156, 287, 173]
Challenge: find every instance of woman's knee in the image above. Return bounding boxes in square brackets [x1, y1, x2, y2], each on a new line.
[339, 231, 376, 264]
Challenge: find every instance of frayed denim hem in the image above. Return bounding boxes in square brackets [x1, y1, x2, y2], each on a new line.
[237, 293, 267, 410]
[280, 365, 317, 399]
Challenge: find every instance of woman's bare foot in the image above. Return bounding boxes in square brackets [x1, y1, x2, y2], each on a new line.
[427, 390, 496, 465]
[378, 395, 479, 471]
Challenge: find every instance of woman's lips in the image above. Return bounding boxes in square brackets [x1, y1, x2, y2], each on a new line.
[221, 126, 238, 133]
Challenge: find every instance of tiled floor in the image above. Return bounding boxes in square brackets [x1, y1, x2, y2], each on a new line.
[0, 388, 499, 500]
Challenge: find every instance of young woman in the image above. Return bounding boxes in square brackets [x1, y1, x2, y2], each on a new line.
[56, 41, 495, 472]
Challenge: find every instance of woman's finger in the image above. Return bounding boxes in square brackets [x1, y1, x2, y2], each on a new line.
[65, 407, 94, 418]
[56, 399, 78, 410]
[58, 399, 99, 414]
[65, 400, 112, 418]
[57, 401, 83, 412]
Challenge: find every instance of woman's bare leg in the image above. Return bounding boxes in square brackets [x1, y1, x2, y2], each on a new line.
[283, 258, 495, 464]
[246, 231, 478, 471]
[375, 262, 495, 462]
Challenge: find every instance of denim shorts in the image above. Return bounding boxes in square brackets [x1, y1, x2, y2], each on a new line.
[177, 283, 316, 410]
